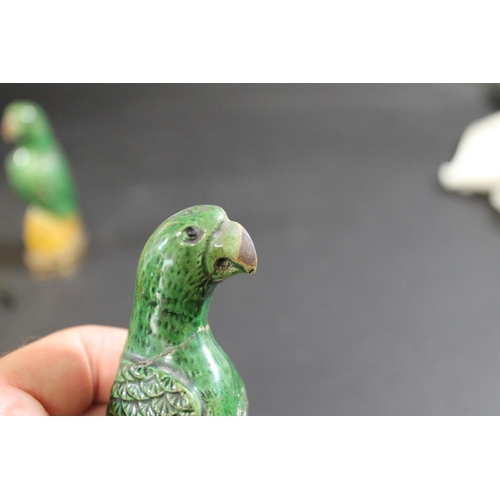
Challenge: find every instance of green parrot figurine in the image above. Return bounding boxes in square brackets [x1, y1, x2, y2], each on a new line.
[107, 205, 258, 416]
[1, 100, 88, 276]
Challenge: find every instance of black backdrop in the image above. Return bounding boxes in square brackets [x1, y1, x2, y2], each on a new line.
[0, 83, 499, 415]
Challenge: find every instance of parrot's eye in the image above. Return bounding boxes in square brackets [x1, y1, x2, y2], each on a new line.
[183, 226, 201, 242]
[215, 258, 231, 272]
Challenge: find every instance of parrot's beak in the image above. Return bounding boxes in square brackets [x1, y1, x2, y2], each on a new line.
[208, 219, 257, 280]
[1, 118, 15, 142]
[237, 226, 257, 274]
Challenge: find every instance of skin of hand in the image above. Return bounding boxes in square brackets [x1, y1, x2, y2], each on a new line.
[0, 325, 127, 416]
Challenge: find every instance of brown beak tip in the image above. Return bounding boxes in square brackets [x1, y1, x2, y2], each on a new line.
[238, 227, 257, 272]
[1, 119, 13, 142]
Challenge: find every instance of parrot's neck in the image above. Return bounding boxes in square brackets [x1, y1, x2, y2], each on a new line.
[20, 129, 55, 152]
[126, 281, 217, 359]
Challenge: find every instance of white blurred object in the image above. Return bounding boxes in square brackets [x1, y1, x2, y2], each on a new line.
[438, 110, 500, 211]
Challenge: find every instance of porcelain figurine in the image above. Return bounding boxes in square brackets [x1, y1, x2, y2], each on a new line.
[438, 110, 500, 211]
[1, 101, 88, 277]
[107, 205, 257, 416]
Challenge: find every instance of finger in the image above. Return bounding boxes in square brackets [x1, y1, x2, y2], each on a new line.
[78, 325, 127, 404]
[82, 403, 108, 416]
[0, 325, 127, 416]
[0, 385, 48, 415]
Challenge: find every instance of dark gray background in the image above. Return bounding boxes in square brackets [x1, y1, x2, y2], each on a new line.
[0, 83, 499, 415]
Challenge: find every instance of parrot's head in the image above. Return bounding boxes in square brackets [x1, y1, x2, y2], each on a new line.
[1, 101, 51, 143]
[140, 204, 257, 285]
[128, 205, 257, 354]
[132, 205, 257, 330]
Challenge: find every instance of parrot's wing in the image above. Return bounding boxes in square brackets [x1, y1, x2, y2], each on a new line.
[107, 362, 202, 416]
[5, 149, 77, 215]
[33, 154, 77, 215]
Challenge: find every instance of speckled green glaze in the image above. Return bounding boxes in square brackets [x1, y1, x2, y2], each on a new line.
[107, 205, 257, 416]
[1, 101, 78, 216]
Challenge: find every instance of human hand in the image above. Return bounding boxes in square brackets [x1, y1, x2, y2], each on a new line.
[0, 325, 126, 416]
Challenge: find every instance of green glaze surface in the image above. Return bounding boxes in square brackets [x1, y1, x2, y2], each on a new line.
[107, 205, 257, 416]
[1, 101, 79, 216]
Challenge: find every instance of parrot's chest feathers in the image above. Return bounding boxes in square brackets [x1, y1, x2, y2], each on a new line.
[7, 148, 57, 200]
[112, 329, 247, 416]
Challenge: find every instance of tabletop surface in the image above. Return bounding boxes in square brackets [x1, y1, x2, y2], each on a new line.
[0, 83, 499, 416]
